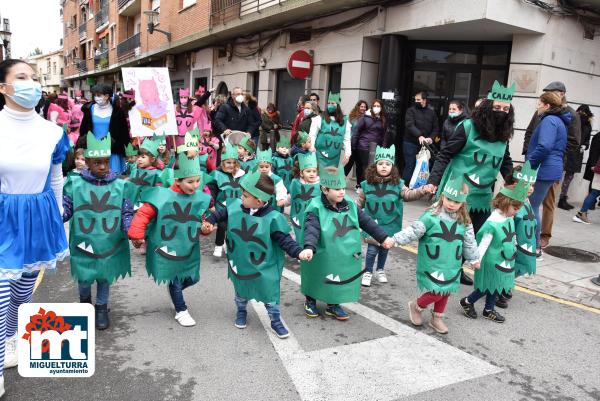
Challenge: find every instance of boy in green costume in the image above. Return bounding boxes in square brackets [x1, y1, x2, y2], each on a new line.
[202, 171, 312, 339]
[128, 152, 211, 327]
[460, 180, 528, 323]
[314, 93, 351, 168]
[129, 135, 163, 210]
[272, 136, 293, 190]
[63, 132, 135, 330]
[124, 142, 139, 177]
[301, 166, 395, 320]
[237, 136, 258, 173]
[287, 152, 320, 241]
[255, 147, 288, 210]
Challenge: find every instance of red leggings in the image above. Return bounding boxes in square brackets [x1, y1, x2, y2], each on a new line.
[417, 292, 450, 313]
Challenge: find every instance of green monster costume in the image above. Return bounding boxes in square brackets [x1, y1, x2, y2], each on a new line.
[300, 167, 363, 304]
[160, 132, 214, 188]
[128, 136, 162, 208]
[225, 172, 290, 304]
[415, 174, 468, 295]
[513, 161, 539, 277]
[437, 81, 516, 213]
[66, 133, 132, 284]
[289, 152, 320, 241]
[124, 143, 138, 176]
[315, 92, 347, 168]
[474, 180, 528, 294]
[360, 145, 403, 237]
[210, 143, 244, 211]
[238, 136, 257, 172]
[142, 152, 211, 284]
[272, 136, 293, 190]
[256, 148, 283, 207]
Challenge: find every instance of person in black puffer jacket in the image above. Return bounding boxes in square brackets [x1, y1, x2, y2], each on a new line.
[403, 91, 439, 183]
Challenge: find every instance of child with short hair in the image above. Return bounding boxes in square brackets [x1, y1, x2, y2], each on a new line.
[392, 175, 479, 334]
[272, 136, 293, 191]
[129, 136, 162, 208]
[288, 152, 320, 241]
[128, 152, 211, 327]
[238, 136, 257, 173]
[63, 133, 134, 330]
[291, 131, 312, 159]
[256, 148, 288, 210]
[124, 143, 138, 176]
[301, 166, 395, 320]
[199, 126, 219, 172]
[72, 147, 86, 176]
[202, 171, 312, 338]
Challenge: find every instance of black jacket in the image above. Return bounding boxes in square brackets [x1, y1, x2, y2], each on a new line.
[427, 123, 513, 185]
[303, 194, 388, 252]
[584, 132, 600, 182]
[214, 97, 260, 135]
[441, 112, 468, 149]
[77, 101, 130, 156]
[298, 113, 315, 134]
[404, 105, 439, 145]
[206, 203, 302, 258]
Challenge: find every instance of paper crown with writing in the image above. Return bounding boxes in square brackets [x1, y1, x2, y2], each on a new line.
[513, 160, 539, 185]
[375, 145, 395, 164]
[177, 132, 199, 154]
[319, 165, 346, 189]
[174, 152, 202, 179]
[442, 173, 469, 203]
[487, 80, 516, 104]
[85, 131, 111, 158]
[500, 180, 530, 203]
[298, 152, 318, 171]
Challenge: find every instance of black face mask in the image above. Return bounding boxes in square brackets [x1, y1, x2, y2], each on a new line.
[415, 102, 423, 108]
[493, 110, 508, 126]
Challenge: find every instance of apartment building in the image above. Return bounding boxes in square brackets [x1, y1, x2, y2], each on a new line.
[28, 50, 65, 93]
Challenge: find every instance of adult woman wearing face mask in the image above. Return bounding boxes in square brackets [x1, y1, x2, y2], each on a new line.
[260, 102, 281, 151]
[351, 99, 388, 185]
[344, 100, 368, 178]
[0, 59, 70, 396]
[77, 83, 130, 174]
[441, 100, 468, 149]
[309, 92, 352, 168]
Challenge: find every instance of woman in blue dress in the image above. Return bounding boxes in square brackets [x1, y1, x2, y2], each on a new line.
[0, 59, 70, 397]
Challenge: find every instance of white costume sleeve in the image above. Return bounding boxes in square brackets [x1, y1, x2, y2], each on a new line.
[309, 115, 321, 151]
[275, 180, 288, 201]
[476, 233, 493, 262]
[51, 163, 64, 215]
[343, 120, 352, 157]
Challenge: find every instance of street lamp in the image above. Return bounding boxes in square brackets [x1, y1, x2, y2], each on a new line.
[0, 18, 12, 60]
[144, 10, 171, 41]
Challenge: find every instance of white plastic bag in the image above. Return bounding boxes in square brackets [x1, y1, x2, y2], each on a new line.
[409, 146, 430, 189]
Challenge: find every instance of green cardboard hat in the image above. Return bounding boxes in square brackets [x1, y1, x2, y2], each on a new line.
[188, 127, 201, 142]
[276, 136, 291, 149]
[222, 143, 239, 161]
[487, 80, 516, 104]
[513, 160, 539, 185]
[177, 132, 199, 154]
[374, 145, 395, 164]
[240, 170, 272, 202]
[140, 135, 160, 157]
[319, 166, 345, 189]
[500, 180, 529, 203]
[256, 148, 273, 164]
[125, 142, 138, 157]
[156, 135, 167, 146]
[442, 173, 468, 203]
[328, 92, 341, 104]
[85, 131, 111, 158]
[296, 131, 310, 145]
[174, 152, 202, 179]
[298, 152, 318, 171]
[238, 136, 255, 155]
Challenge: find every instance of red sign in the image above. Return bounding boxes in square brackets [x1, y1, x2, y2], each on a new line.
[287, 50, 313, 80]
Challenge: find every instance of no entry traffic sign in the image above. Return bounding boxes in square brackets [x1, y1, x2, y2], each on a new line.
[287, 50, 313, 80]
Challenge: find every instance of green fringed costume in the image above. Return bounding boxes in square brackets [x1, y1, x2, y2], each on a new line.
[210, 170, 244, 211]
[474, 218, 517, 295]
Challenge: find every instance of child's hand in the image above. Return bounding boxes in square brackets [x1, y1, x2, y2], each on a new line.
[131, 239, 145, 248]
[470, 260, 481, 269]
[201, 222, 214, 234]
[382, 237, 395, 249]
[299, 249, 313, 261]
[209, 207, 216, 213]
[276, 199, 286, 208]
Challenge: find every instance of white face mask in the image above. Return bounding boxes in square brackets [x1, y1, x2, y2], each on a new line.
[95, 96, 108, 106]
[372, 106, 381, 115]
[235, 95, 244, 104]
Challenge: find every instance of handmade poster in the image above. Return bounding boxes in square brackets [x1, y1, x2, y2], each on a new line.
[122, 67, 178, 137]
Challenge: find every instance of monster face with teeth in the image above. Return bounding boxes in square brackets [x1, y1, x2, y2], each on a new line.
[314, 116, 348, 168]
[360, 181, 404, 238]
[513, 202, 537, 277]
[289, 180, 320, 241]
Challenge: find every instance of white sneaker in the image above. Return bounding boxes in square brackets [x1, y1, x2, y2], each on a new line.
[0, 375, 4, 398]
[376, 270, 388, 283]
[213, 245, 223, 258]
[361, 272, 372, 287]
[175, 310, 196, 327]
[4, 334, 18, 369]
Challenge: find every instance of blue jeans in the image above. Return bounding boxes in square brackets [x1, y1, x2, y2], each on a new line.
[466, 289, 497, 311]
[402, 141, 420, 184]
[581, 188, 600, 212]
[528, 179, 555, 248]
[78, 281, 110, 306]
[235, 294, 280, 321]
[168, 277, 199, 312]
[365, 244, 389, 273]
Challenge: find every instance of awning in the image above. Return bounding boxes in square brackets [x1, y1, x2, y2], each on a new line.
[98, 29, 109, 39]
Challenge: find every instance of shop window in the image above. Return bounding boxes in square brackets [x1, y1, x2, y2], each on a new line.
[482, 45, 509, 66]
[328, 64, 342, 95]
[479, 70, 506, 98]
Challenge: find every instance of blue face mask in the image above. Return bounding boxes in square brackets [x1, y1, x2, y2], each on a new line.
[5, 80, 42, 109]
[448, 111, 460, 118]
[303, 109, 312, 117]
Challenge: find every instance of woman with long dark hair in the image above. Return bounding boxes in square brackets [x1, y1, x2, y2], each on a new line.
[0, 59, 70, 396]
[351, 99, 388, 185]
[309, 92, 351, 168]
[344, 99, 368, 179]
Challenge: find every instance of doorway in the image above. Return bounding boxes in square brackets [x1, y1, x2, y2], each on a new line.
[276, 69, 305, 128]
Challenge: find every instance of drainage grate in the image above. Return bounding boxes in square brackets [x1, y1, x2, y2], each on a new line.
[543, 246, 600, 263]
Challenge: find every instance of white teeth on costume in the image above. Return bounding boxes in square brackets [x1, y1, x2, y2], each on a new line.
[430, 271, 445, 281]
[468, 174, 480, 185]
[160, 246, 177, 256]
[134, 203, 141, 210]
[326, 274, 340, 282]
[333, 275, 340, 282]
[230, 261, 238, 274]
[167, 250, 177, 256]
[321, 151, 329, 157]
[292, 217, 300, 226]
[519, 244, 533, 253]
[499, 261, 511, 269]
[78, 242, 86, 250]
[78, 242, 94, 254]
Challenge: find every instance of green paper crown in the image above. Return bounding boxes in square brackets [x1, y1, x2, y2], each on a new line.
[487, 80, 516, 104]
[85, 131, 112, 158]
[276, 136, 291, 148]
[125, 143, 138, 157]
[319, 166, 345, 189]
[240, 170, 272, 202]
[188, 127, 201, 142]
[296, 131, 310, 145]
[256, 148, 273, 164]
[443, 173, 468, 203]
[222, 143, 238, 161]
[140, 136, 160, 157]
[328, 92, 341, 104]
[156, 135, 167, 145]
[174, 152, 202, 179]
[375, 145, 395, 164]
[239, 136, 255, 155]
[177, 132, 199, 154]
[513, 160, 539, 185]
[500, 180, 529, 203]
[298, 152, 318, 171]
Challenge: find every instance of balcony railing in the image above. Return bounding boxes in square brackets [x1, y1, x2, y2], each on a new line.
[79, 20, 87, 40]
[94, 50, 109, 70]
[118, 0, 131, 9]
[95, 5, 109, 29]
[76, 60, 88, 74]
[210, 0, 285, 28]
[117, 32, 140, 60]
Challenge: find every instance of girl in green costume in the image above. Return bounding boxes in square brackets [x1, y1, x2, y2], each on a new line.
[392, 175, 479, 334]
[301, 166, 395, 320]
[203, 171, 312, 339]
[237, 136, 258, 173]
[129, 152, 211, 327]
[128, 136, 162, 208]
[256, 148, 288, 211]
[272, 136, 293, 191]
[123, 143, 138, 177]
[287, 152, 320, 241]
[310, 93, 352, 169]
[460, 182, 527, 324]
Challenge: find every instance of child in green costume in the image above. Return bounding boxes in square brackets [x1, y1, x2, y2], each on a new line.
[63, 132, 134, 330]
[238, 136, 258, 173]
[301, 166, 395, 320]
[129, 136, 162, 208]
[129, 152, 211, 327]
[272, 136, 293, 191]
[312, 93, 351, 168]
[256, 148, 288, 210]
[460, 182, 528, 323]
[393, 175, 479, 334]
[291, 130, 313, 161]
[202, 171, 312, 339]
[124, 143, 139, 177]
[207, 143, 246, 257]
[287, 152, 320, 241]
[356, 145, 428, 287]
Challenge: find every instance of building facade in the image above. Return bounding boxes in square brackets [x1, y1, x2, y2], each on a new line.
[28, 50, 65, 93]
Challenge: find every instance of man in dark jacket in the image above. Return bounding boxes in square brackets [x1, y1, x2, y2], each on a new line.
[521, 81, 581, 248]
[403, 91, 439, 183]
[213, 87, 261, 139]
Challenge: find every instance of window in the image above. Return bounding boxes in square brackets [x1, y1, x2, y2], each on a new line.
[250, 71, 259, 99]
[53, 62, 57, 75]
[328, 64, 342, 95]
[60, 68, 63, 75]
[47, 60, 51, 74]
[81, 6, 87, 21]
[182, 0, 195, 8]
[151, 0, 160, 23]
[110, 25, 116, 47]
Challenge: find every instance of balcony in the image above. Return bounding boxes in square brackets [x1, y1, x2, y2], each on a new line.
[210, 0, 285, 28]
[118, 0, 141, 16]
[76, 60, 88, 74]
[94, 50, 109, 70]
[117, 32, 140, 61]
[78, 20, 87, 40]
[95, 5, 109, 31]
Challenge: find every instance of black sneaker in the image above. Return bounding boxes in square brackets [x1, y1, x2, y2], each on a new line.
[495, 297, 508, 309]
[504, 291, 513, 300]
[95, 304, 110, 330]
[483, 309, 505, 323]
[460, 297, 477, 319]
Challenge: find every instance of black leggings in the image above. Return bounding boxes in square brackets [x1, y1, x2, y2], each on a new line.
[354, 149, 371, 187]
[215, 222, 227, 246]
